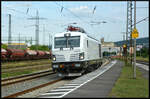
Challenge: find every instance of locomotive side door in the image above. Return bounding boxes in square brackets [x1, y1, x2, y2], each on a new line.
[99, 44, 101, 58]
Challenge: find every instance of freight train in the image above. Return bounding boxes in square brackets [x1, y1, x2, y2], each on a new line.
[51, 26, 103, 77]
[1, 48, 52, 62]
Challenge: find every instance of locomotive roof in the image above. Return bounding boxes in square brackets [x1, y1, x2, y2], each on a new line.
[66, 25, 86, 33]
[54, 31, 86, 37]
[54, 31, 100, 43]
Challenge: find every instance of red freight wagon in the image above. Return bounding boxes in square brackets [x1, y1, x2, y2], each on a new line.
[25, 50, 38, 60]
[45, 51, 50, 55]
[36, 51, 45, 59]
[44, 51, 50, 58]
[25, 50, 37, 56]
[6, 49, 26, 60]
[37, 51, 45, 56]
[1, 48, 7, 61]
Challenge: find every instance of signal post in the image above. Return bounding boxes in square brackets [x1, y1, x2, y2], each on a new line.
[132, 0, 139, 79]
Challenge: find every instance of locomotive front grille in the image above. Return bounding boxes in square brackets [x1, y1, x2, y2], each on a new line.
[56, 54, 65, 61]
[70, 53, 79, 61]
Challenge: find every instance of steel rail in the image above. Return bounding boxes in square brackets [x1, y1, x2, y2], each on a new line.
[136, 60, 149, 66]
[2, 64, 51, 73]
[3, 59, 109, 98]
[2, 70, 55, 86]
[3, 78, 62, 98]
[127, 57, 149, 66]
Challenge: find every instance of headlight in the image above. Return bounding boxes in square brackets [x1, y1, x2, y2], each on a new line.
[75, 64, 80, 67]
[53, 65, 58, 68]
[80, 56, 84, 59]
[79, 52, 84, 60]
[64, 33, 71, 37]
[52, 55, 56, 61]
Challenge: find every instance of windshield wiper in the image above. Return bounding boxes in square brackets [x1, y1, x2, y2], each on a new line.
[70, 45, 74, 50]
[60, 47, 63, 50]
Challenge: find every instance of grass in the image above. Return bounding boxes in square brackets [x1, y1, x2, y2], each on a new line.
[2, 67, 51, 78]
[1, 59, 52, 78]
[2, 70, 33, 78]
[136, 56, 149, 62]
[1, 59, 51, 69]
[109, 62, 149, 98]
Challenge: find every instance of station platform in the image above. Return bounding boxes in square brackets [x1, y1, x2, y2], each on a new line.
[38, 60, 124, 98]
[64, 60, 124, 98]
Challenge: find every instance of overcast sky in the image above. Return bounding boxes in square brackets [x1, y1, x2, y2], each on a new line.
[1, 1, 149, 45]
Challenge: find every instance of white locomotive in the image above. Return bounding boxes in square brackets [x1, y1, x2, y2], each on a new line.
[52, 26, 103, 77]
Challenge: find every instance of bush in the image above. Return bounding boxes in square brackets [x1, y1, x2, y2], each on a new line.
[1, 44, 7, 49]
[137, 47, 149, 58]
[29, 45, 50, 51]
[103, 51, 116, 57]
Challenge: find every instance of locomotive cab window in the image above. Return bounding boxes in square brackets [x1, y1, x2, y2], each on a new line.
[55, 37, 67, 48]
[54, 36, 80, 48]
[68, 36, 80, 47]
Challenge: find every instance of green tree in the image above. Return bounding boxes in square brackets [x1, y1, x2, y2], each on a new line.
[1, 44, 7, 49]
[111, 52, 116, 56]
[140, 47, 149, 58]
[103, 51, 109, 57]
[29, 45, 49, 51]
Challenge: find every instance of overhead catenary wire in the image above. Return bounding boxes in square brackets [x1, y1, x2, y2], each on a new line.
[132, 17, 149, 26]
[54, 2, 92, 25]
[5, 6, 34, 18]
[54, 2, 102, 40]
[3, 6, 48, 45]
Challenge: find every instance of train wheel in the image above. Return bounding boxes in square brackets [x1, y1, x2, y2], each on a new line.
[94, 63, 99, 69]
[86, 65, 94, 73]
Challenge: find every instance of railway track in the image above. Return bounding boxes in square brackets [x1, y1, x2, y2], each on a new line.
[1, 58, 48, 63]
[2, 64, 51, 73]
[126, 57, 149, 66]
[2, 59, 109, 98]
[2, 70, 63, 98]
[136, 60, 149, 66]
[3, 78, 62, 98]
[2, 70, 54, 86]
